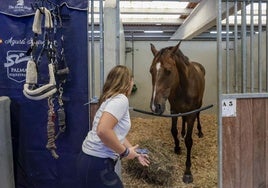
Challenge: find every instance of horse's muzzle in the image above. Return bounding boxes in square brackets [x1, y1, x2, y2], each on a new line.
[152, 103, 165, 115]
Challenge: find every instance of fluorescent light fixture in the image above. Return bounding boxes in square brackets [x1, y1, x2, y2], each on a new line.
[88, 30, 100, 33]
[119, 1, 188, 9]
[210, 31, 217, 34]
[90, 1, 188, 9]
[210, 31, 233, 34]
[144, 30, 163, 33]
[122, 14, 180, 19]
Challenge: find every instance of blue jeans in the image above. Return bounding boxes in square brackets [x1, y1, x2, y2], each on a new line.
[76, 151, 123, 188]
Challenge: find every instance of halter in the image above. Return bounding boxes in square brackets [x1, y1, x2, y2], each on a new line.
[23, 7, 57, 100]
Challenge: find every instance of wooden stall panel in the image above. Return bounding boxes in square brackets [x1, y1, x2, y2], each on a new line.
[222, 98, 268, 188]
[239, 99, 253, 188]
[222, 115, 239, 188]
[252, 99, 266, 188]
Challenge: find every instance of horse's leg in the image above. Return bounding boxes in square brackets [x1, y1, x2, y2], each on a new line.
[182, 115, 195, 184]
[196, 112, 204, 138]
[181, 116, 186, 138]
[171, 116, 181, 154]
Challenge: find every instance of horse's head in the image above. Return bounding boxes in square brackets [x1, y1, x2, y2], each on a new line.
[149, 42, 181, 114]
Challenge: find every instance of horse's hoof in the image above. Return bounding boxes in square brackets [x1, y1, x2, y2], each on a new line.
[174, 147, 182, 155]
[183, 174, 193, 184]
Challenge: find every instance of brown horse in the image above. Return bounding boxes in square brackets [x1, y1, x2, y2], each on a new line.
[149, 42, 205, 183]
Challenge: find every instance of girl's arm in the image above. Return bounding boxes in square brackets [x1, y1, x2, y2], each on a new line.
[123, 138, 133, 148]
[97, 111, 138, 159]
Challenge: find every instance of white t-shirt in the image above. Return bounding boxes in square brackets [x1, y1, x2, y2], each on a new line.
[82, 94, 131, 160]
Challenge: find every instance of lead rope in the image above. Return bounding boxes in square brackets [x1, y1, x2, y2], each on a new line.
[45, 11, 59, 159]
[55, 86, 66, 139]
[52, 8, 68, 140]
[47, 96, 59, 159]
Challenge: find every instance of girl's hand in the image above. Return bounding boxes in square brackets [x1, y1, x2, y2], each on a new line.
[124, 144, 150, 166]
[137, 154, 150, 166]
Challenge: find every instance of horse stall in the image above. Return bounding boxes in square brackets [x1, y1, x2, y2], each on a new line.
[217, 1, 268, 188]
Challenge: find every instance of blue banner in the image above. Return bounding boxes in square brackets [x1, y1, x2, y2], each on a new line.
[0, 1, 89, 188]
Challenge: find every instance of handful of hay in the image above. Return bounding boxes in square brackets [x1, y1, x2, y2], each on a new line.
[124, 139, 175, 186]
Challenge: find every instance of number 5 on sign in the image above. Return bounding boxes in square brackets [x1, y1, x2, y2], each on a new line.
[222, 99, 236, 117]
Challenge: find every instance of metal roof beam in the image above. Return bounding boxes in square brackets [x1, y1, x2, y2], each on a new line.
[170, 0, 219, 40]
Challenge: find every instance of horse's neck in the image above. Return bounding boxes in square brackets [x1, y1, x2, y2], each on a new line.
[175, 58, 188, 87]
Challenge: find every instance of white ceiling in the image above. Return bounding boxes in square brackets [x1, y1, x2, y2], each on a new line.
[88, 0, 267, 41]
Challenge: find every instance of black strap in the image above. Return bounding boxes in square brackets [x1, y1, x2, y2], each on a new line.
[133, 104, 214, 118]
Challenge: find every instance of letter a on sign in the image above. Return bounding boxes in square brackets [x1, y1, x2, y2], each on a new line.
[222, 99, 236, 117]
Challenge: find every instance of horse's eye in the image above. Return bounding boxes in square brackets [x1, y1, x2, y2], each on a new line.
[165, 69, 171, 75]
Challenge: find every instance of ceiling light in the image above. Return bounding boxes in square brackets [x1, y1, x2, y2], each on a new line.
[144, 30, 163, 33]
[210, 31, 233, 34]
[88, 30, 100, 33]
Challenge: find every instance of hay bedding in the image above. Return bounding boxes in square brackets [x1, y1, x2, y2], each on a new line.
[122, 114, 217, 188]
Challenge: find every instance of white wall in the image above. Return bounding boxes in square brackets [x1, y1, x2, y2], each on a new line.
[125, 41, 218, 114]
[90, 40, 218, 114]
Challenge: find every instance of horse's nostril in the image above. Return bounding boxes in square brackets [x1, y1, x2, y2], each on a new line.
[155, 104, 162, 114]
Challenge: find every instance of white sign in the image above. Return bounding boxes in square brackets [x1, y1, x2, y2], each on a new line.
[222, 99, 236, 117]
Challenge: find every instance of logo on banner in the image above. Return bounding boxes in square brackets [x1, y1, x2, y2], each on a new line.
[8, 0, 31, 12]
[16, 0, 24, 6]
[4, 50, 30, 83]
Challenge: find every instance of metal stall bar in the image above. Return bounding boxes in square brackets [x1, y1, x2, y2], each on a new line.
[258, 0, 262, 92]
[226, 1, 230, 93]
[116, 0, 120, 65]
[88, 0, 100, 130]
[99, 0, 104, 90]
[90, 0, 95, 98]
[250, 0, 254, 92]
[217, 0, 223, 187]
[234, 0, 238, 93]
[241, 1, 247, 93]
[267, 0, 268, 91]
[131, 32, 134, 75]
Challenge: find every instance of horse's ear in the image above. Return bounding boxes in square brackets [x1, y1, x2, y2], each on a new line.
[150, 43, 158, 56]
[171, 41, 181, 54]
